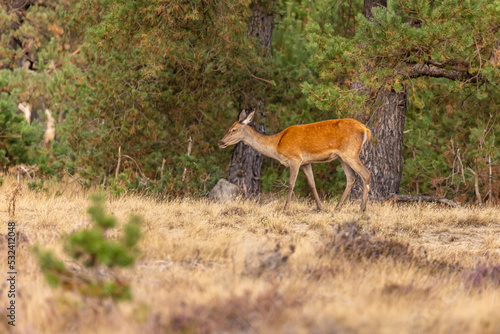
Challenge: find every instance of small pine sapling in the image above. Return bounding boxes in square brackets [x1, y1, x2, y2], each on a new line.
[33, 193, 142, 301]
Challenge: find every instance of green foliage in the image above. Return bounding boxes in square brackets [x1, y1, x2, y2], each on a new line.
[27, 179, 48, 193]
[0, 90, 44, 167]
[33, 193, 142, 301]
[56, 0, 353, 197]
[64, 193, 141, 268]
[259, 0, 364, 196]
[0, 0, 84, 173]
[32, 246, 68, 288]
[304, 0, 500, 108]
[85, 193, 117, 229]
[401, 81, 499, 200]
[108, 173, 130, 197]
[1, 0, 499, 201]
[59, 0, 265, 191]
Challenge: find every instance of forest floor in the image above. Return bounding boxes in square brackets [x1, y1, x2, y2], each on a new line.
[1, 177, 500, 334]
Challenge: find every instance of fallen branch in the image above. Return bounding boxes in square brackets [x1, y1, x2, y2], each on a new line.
[386, 194, 459, 208]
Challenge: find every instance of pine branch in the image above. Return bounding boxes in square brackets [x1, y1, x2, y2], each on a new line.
[403, 63, 487, 83]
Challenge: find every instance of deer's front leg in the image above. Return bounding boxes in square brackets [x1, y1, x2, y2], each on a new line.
[302, 164, 323, 211]
[284, 163, 300, 210]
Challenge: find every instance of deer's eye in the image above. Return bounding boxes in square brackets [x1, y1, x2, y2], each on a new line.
[231, 129, 236, 133]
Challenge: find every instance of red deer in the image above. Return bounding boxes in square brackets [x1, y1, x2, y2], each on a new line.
[218, 111, 372, 211]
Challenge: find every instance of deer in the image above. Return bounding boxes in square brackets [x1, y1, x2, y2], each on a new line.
[218, 110, 372, 212]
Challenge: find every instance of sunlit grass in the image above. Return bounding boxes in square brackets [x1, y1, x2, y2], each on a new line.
[1, 175, 499, 333]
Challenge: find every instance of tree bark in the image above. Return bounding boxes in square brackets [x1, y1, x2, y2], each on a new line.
[355, 87, 408, 199]
[227, 1, 274, 197]
[227, 109, 265, 196]
[247, 2, 275, 56]
[352, 0, 408, 200]
[405, 62, 485, 83]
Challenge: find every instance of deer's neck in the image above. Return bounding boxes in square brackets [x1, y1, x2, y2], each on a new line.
[243, 127, 282, 162]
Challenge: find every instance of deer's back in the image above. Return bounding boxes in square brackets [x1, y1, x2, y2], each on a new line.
[276, 118, 368, 158]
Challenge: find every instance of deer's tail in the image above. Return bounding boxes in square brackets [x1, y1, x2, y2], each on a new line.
[362, 127, 372, 148]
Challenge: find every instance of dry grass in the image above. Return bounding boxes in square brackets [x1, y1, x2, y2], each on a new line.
[1, 176, 500, 333]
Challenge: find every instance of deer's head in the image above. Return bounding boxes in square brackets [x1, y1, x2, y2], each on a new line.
[218, 110, 255, 148]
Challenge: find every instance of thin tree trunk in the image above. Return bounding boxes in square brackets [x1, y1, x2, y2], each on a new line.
[466, 167, 482, 205]
[227, 1, 274, 197]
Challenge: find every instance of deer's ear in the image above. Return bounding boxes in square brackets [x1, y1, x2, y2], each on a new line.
[241, 111, 255, 125]
[238, 109, 248, 122]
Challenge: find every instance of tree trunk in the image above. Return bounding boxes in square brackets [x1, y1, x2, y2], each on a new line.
[247, 2, 275, 56]
[227, 1, 274, 197]
[352, 0, 408, 200]
[227, 110, 265, 196]
[355, 87, 408, 199]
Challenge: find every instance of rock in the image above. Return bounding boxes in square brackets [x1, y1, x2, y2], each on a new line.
[209, 178, 241, 201]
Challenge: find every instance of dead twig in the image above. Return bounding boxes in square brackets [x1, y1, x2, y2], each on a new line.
[466, 167, 482, 205]
[121, 154, 146, 179]
[181, 137, 193, 182]
[488, 156, 493, 205]
[115, 146, 122, 178]
[160, 158, 166, 179]
[6, 182, 23, 216]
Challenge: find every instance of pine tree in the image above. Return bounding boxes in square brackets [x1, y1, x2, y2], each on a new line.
[353, 0, 409, 200]
[304, 0, 500, 202]
[227, 1, 275, 197]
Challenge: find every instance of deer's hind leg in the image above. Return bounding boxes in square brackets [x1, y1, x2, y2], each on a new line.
[335, 159, 357, 210]
[342, 156, 371, 212]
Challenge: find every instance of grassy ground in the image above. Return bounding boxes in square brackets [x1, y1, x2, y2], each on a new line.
[1, 177, 500, 333]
